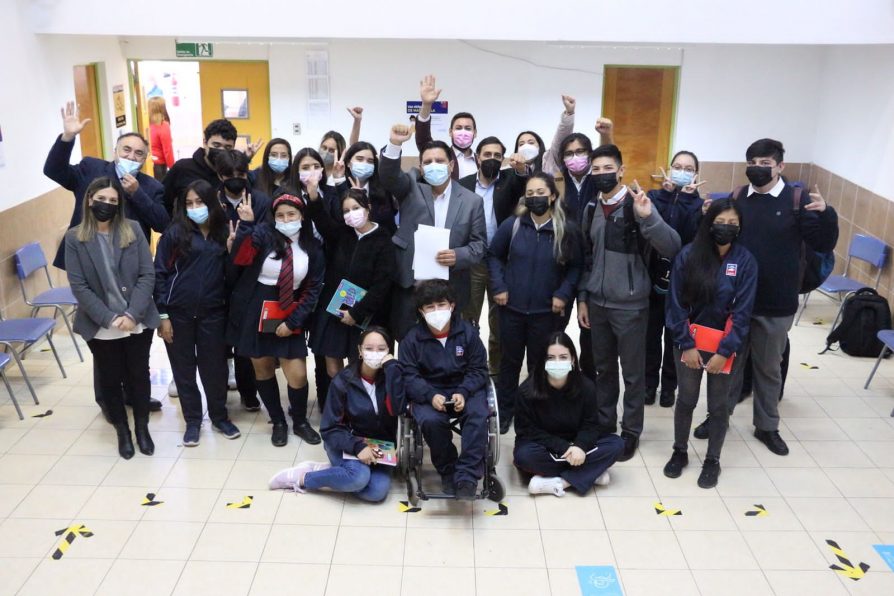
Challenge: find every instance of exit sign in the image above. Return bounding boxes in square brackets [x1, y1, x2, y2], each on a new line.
[176, 42, 213, 58]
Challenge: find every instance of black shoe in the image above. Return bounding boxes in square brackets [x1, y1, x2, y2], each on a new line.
[659, 390, 676, 408]
[455, 481, 477, 500]
[663, 449, 689, 478]
[241, 394, 261, 412]
[124, 397, 162, 412]
[693, 418, 710, 440]
[115, 424, 135, 460]
[645, 388, 657, 406]
[134, 420, 155, 456]
[271, 421, 289, 447]
[616, 432, 639, 462]
[754, 429, 789, 456]
[698, 458, 721, 488]
[441, 474, 456, 495]
[97, 401, 112, 424]
[293, 420, 321, 444]
[499, 417, 512, 435]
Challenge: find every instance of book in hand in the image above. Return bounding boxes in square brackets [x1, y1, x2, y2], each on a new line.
[550, 445, 599, 462]
[326, 279, 372, 329]
[685, 317, 735, 374]
[343, 438, 398, 467]
[258, 300, 302, 335]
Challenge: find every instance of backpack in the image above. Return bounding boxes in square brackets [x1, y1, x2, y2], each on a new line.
[730, 184, 835, 294]
[581, 193, 656, 286]
[821, 288, 892, 357]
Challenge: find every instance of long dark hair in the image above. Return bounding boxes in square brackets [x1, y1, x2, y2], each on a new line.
[352, 325, 394, 375]
[289, 148, 326, 194]
[557, 132, 593, 173]
[270, 193, 316, 259]
[515, 173, 574, 264]
[680, 198, 743, 310]
[527, 332, 582, 401]
[256, 138, 293, 197]
[167, 180, 229, 264]
[515, 130, 546, 173]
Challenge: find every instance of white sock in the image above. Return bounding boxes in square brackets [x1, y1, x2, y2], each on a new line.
[594, 471, 611, 486]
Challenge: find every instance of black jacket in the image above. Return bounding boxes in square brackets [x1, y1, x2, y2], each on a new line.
[163, 147, 219, 214]
[458, 170, 528, 227]
[331, 179, 398, 236]
[154, 224, 228, 316]
[647, 187, 704, 246]
[514, 375, 602, 454]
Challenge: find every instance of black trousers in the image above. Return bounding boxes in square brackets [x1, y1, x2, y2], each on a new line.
[579, 325, 595, 381]
[645, 292, 677, 394]
[412, 394, 489, 484]
[514, 436, 624, 493]
[164, 308, 229, 426]
[87, 329, 153, 424]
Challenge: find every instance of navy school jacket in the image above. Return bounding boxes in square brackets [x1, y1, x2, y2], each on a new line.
[153, 223, 228, 316]
[647, 187, 704, 246]
[321, 360, 407, 456]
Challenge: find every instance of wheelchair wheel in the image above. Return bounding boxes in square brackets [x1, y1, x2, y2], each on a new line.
[486, 380, 501, 467]
[487, 473, 505, 502]
[397, 416, 410, 478]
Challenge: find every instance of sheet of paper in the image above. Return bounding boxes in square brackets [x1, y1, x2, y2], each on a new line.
[413, 224, 450, 281]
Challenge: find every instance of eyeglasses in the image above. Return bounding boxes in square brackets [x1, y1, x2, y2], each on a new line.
[671, 165, 697, 174]
[562, 148, 588, 159]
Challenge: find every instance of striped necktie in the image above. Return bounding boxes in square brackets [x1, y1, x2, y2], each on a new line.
[277, 242, 295, 310]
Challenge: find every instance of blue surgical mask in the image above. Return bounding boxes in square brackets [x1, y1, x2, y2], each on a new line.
[275, 220, 302, 238]
[671, 169, 695, 188]
[350, 161, 375, 181]
[115, 158, 142, 178]
[422, 163, 449, 186]
[187, 205, 209, 224]
[268, 157, 289, 174]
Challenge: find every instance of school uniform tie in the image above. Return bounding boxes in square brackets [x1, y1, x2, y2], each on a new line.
[277, 242, 294, 310]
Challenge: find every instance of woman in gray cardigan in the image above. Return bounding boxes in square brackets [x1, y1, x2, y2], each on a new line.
[65, 176, 160, 459]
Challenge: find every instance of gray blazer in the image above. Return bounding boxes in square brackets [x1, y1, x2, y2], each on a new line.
[379, 152, 486, 306]
[64, 219, 160, 341]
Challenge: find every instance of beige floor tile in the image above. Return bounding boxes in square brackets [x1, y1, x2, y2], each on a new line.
[77, 486, 151, 521]
[849, 498, 894, 532]
[173, 560, 257, 596]
[101, 456, 178, 488]
[692, 569, 774, 595]
[28, 406, 100, 431]
[225, 459, 293, 490]
[0, 517, 72, 557]
[802, 440, 878, 468]
[179, 432, 248, 460]
[764, 570, 849, 596]
[249, 562, 329, 596]
[332, 525, 405, 566]
[64, 429, 122, 456]
[547, 567, 589, 596]
[609, 530, 688, 570]
[163, 458, 235, 489]
[96, 559, 185, 596]
[474, 529, 545, 568]
[402, 527, 474, 567]
[691, 438, 761, 467]
[0, 427, 29, 454]
[766, 467, 842, 497]
[0, 453, 58, 484]
[650, 465, 721, 497]
[593, 466, 658, 497]
[714, 466, 780, 497]
[208, 490, 282, 524]
[8, 429, 82, 455]
[18, 558, 113, 596]
[747, 437, 819, 468]
[836, 418, 894, 442]
[41, 454, 117, 485]
[743, 531, 830, 570]
[675, 530, 759, 569]
[540, 529, 615, 568]
[400, 566, 475, 596]
[324, 564, 402, 596]
[238, 431, 303, 461]
[618, 569, 700, 596]
[598, 496, 672, 531]
[404, 498, 474, 529]
[664, 495, 738, 531]
[474, 567, 551, 596]
[784, 417, 850, 441]
[138, 487, 220, 522]
[825, 468, 894, 498]
[60, 519, 137, 559]
[534, 492, 604, 530]
[120, 520, 204, 560]
[190, 522, 271, 562]
[788, 497, 870, 531]
[0, 557, 41, 596]
[857, 441, 894, 467]
[10, 484, 95, 519]
[261, 524, 337, 564]
[337, 492, 408, 528]
[274, 491, 344, 525]
[472, 494, 539, 530]
[724, 496, 805, 531]
[0, 484, 33, 517]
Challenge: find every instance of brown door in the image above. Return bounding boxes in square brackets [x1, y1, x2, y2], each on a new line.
[602, 66, 678, 190]
[72, 65, 105, 159]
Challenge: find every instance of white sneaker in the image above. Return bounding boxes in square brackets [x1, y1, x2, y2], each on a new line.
[594, 471, 611, 487]
[528, 475, 565, 497]
[167, 379, 178, 398]
[227, 358, 237, 390]
[268, 461, 330, 492]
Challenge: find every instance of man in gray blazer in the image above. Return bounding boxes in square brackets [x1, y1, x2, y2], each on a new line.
[379, 123, 487, 340]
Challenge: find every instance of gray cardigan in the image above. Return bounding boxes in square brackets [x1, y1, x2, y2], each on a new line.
[64, 219, 160, 341]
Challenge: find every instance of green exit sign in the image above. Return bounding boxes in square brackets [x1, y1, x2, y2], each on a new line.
[175, 42, 213, 58]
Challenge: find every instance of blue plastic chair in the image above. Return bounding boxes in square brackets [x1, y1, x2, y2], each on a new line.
[863, 330, 894, 416]
[0, 352, 24, 420]
[796, 234, 888, 326]
[0, 310, 66, 408]
[14, 242, 83, 361]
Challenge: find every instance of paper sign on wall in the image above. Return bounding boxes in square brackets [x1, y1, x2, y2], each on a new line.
[113, 85, 126, 128]
[407, 100, 449, 138]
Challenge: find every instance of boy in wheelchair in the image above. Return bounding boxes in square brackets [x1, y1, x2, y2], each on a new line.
[399, 280, 490, 500]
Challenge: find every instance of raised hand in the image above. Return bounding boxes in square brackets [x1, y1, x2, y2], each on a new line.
[595, 117, 613, 137]
[805, 184, 827, 212]
[121, 174, 140, 196]
[390, 124, 413, 145]
[508, 153, 527, 174]
[659, 167, 675, 192]
[347, 106, 364, 120]
[561, 95, 576, 115]
[60, 101, 91, 142]
[226, 221, 237, 252]
[682, 175, 707, 195]
[236, 195, 254, 222]
[331, 149, 345, 180]
[420, 74, 442, 105]
[631, 181, 653, 218]
[246, 138, 264, 160]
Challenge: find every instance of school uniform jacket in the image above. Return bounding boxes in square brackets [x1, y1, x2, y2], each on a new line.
[514, 375, 602, 454]
[153, 224, 228, 316]
[162, 147, 220, 214]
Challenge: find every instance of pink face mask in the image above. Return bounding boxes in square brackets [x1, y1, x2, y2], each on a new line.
[343, 208, 368, 229]
[452, 130, 474, 149]
[564, 154, 589, 175]
[299, 169, 323, 184]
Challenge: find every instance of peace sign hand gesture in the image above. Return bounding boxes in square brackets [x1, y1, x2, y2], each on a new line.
[682, 175, 707, 195]
[246, 138, 264, 160]
[226, 221, 237, 252]
[332, 149, 346, 180]
[805, 184, 827, 212]
[236, 195, 254, 222]
[60, 101, 91, 142]
[631, 180, 653, 219]
[659, 168, 675, 192]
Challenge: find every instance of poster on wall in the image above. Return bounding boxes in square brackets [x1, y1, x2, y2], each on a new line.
[113, 85, 126, 128]
[406, 100, 449, 138]
[0, 125, 5, 168]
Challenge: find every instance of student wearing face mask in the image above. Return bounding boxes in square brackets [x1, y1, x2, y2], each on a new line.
[318, 131, 347, 184]
[488, 174, 583, 434]
[644, 151, 706, 408]
[334, 142, 398, 235]
[290, 148, 338, 211]
[306, 188, 395, 405]
[415, 75, 479, 180]
[577, 144, 681, 462]
[380, 124, 487, 340]
[228, 194, 325, 447]
[514, 130, 547, 174]
[251, 138, 293, 198]
[543, 94, 614, 187]
[399, 280, 490, 500]
[269, 327, 405, 501]
[664, 199, 756, 488]
[514, 333, 624, 496]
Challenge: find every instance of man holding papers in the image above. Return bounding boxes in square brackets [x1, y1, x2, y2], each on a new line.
[379, 123, 486, 340]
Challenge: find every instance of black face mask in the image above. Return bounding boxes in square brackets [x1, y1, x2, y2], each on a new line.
[524, 196, 551, 216]
[710, 223, 740, 246]
[90, 201, 118, 223]
[745, 165, 774, 188]
[206, 147, 224, 166]
[479, 158, 501, 180]
[592, 172, 618, 194]
[223, 177, 247, 196]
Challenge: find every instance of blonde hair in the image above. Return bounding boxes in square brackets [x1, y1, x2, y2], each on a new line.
[148, 96, 170, 126]
[514, 173, 570, 264]
[77, 177, 136, 248]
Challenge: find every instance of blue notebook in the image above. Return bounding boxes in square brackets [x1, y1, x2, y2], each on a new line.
[326, 279, 371, 329]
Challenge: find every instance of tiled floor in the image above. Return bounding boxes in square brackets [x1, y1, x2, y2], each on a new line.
[1, 294, 894, 595]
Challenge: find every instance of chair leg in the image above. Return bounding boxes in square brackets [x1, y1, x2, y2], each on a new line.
[0, 370, 23, 420]
[794, 292, 811, 326]
[829, 291, 856, 331]
[57, 309, 84, 362]
[864, 347, 888, 389]
[46, 335, 67, 379]
[8, 349, 39, 405]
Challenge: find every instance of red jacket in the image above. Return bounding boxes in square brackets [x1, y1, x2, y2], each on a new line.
[150, 121, 175, 168]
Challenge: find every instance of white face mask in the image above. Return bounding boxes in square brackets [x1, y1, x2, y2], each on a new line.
[545, 360, 573, 380]
[361, 350, 386, 370]
[423, 308, 452, 332]
[518, 143, 540, 162]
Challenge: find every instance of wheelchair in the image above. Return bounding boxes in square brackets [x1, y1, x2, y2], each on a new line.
[397, 379, 504, 506]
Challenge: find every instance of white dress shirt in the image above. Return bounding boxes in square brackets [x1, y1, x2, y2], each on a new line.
[475, 174, 498, 243]
[433, 182, 452, 228]
[747, 177, 785, 197]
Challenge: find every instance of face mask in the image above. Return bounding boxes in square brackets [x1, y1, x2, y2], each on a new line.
[670, 169, 694, 188]
[223, 177, 247, 196]
[299, 169, 323, 185]
[115, 157, 142, 178]
[592, 172, 619, 194]
[564, 154, 589, 175]
[206, 147, 224, 165]
[423, 308, 452, 332]
[525, 196, 550, 216]
[479, 158, 501, 180]
[187, 205, 209, 224]
[452, 130, 473, 149]
[268, 157, 289, 173]
[275, 220, 302, 238]
[519, 143, 540, 162]
[745, 165, 774, 188]
[545, 360, 573, 380]
[350, 161, 375, 181]
[343, 208, 368, 229]
[361, 350, 386, 370]
[90, 201, 117, 223]
[320, 151, 335, 166]
[422, 163, 450, 186]
[710, 223, 740, 246]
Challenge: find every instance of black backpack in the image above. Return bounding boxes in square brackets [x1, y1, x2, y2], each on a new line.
[821, 288, 892, 357]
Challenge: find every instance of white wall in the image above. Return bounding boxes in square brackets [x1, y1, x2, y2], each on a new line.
[812, 45, 894, 199]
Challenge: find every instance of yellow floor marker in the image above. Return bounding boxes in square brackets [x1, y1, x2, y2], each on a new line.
[485, 503, 509, 516]
[745, 504, 768, 517]
[800, 362, 819, 370]
[654, 502, 682, 516]
[226, 496, 253, 509]
[398, 501, 421, 513]
[826, 539, 870, 580]
[32, 410, 53, 418]
[141, 492, 163, 507]
[52, 524, 93, 559]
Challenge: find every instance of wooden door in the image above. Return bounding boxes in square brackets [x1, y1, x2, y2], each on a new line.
[72, 64, 104, 159]
[198, 61, 271, 168]
[602, 66, 678, 190]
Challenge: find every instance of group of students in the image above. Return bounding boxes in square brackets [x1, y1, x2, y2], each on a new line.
[43, 72, 838, 499]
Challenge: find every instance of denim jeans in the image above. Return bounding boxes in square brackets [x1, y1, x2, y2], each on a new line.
[303, 444, 393, 502]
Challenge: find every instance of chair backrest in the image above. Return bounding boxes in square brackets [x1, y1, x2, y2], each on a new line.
[15, 243, 49, 280]
[848, 234, 888, 269]
[708, 192, 730, 201]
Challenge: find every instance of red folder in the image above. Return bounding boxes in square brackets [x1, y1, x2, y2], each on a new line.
[258, 300, 302, 335]
[686, 317, 735, 374]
